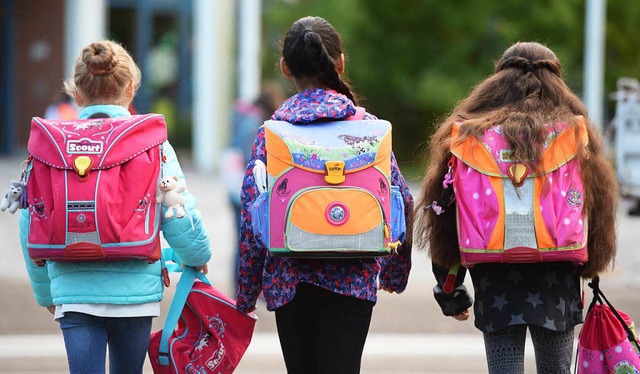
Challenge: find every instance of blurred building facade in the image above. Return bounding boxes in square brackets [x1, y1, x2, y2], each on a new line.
[1, 0, 66, 154]
[0, 0, 237, 166]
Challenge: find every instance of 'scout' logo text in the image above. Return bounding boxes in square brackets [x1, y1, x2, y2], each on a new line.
[67, 138, 103, 154]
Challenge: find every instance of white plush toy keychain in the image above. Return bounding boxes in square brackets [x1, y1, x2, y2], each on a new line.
[156, 176, 186, 219]
[0, 180, 28, 214]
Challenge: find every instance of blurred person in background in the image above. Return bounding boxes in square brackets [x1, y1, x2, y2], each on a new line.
[44, 91, 78, 120]
[223, 82, 284, 294]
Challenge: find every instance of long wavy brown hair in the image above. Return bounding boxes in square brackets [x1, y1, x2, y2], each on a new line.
[415, 42, 617, 278]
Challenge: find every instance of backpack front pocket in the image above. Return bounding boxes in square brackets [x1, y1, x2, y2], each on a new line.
[284, 187, 386, 254]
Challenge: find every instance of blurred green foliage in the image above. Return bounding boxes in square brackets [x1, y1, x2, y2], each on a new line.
[261, 0, 640, 169]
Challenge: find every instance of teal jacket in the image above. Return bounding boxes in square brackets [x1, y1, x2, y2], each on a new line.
[20, 105, 211, 307]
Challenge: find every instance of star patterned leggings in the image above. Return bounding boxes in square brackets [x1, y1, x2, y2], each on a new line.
[483, 324, 575, 374]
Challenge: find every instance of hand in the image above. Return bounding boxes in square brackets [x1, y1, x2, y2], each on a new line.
[452, 309, 470, 321]
[194, 263, 208, 275]
[45, 306, 56, 315]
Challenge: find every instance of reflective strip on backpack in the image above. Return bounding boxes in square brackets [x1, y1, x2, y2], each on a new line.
[503, 178, 537, 250]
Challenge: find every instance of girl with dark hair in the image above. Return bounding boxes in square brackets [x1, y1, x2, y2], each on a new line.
[236, 16, 413, 374]
[415, 42, 617, 373]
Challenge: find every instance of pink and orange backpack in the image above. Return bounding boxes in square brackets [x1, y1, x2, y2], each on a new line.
[25, 114, 167, 265]
[447, 117, 589, 267]
[250, 114, 406, 258]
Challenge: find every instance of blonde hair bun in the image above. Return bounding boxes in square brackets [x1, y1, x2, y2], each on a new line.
[65, 40, 141, 103]
[83, 41, 119, 76]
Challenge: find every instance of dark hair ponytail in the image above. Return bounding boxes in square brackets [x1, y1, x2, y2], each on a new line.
[282, 16, 358, 105]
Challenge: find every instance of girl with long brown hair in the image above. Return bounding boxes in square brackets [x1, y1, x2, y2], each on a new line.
[416, 42, 616, 373]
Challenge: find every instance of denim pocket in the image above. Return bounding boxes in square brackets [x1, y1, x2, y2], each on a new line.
[250, 192, 270, 247]
[390, 186, 406, 243]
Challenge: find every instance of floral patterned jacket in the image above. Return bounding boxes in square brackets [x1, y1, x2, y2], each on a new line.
[236, 89, 413, 313]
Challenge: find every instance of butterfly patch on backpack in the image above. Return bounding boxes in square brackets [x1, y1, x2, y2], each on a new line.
[338, 134, 379, 155]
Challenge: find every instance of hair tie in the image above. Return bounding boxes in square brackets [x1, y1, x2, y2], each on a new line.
[89, 67, 112, 76]
[524, 63, 535, 73]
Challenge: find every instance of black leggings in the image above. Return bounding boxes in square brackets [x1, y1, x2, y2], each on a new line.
[483, 324, 575, 374]
[274, 283, 375, 374]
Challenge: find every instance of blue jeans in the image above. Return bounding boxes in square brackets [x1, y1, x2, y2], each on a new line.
[59, 312, 153, 374]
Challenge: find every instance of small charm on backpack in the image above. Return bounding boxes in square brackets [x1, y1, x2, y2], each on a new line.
[426, 158, 456, 216]
[431, 201, 445, 215]
[442, 158, 455, 189]
[0, 180, 27, 214]
[442, 172, 454, 189]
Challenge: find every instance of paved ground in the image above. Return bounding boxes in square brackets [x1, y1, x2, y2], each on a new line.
[1, 155, 639, 373]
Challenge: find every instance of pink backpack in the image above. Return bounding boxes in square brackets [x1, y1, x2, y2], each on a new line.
[148, 263, 257, 373]
[449, 117, 589, 267]
[578, 278, 640, 373]
[25, 114, 167, 265]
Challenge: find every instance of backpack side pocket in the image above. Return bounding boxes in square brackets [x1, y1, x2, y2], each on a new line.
[250, 192, 270, 247]
[390, 186, 406, 243]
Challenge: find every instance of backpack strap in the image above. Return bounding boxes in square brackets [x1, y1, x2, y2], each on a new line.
[157, 253, 210, 366]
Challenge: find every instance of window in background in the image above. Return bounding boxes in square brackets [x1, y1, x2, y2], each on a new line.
[108, 0, 193, 148]
[0, 0, 15, 154]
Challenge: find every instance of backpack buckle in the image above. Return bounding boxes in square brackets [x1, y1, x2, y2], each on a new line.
[507, 163, 529, 187]
[73, 156, 93, 180]
[324, 161, 345, 184]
